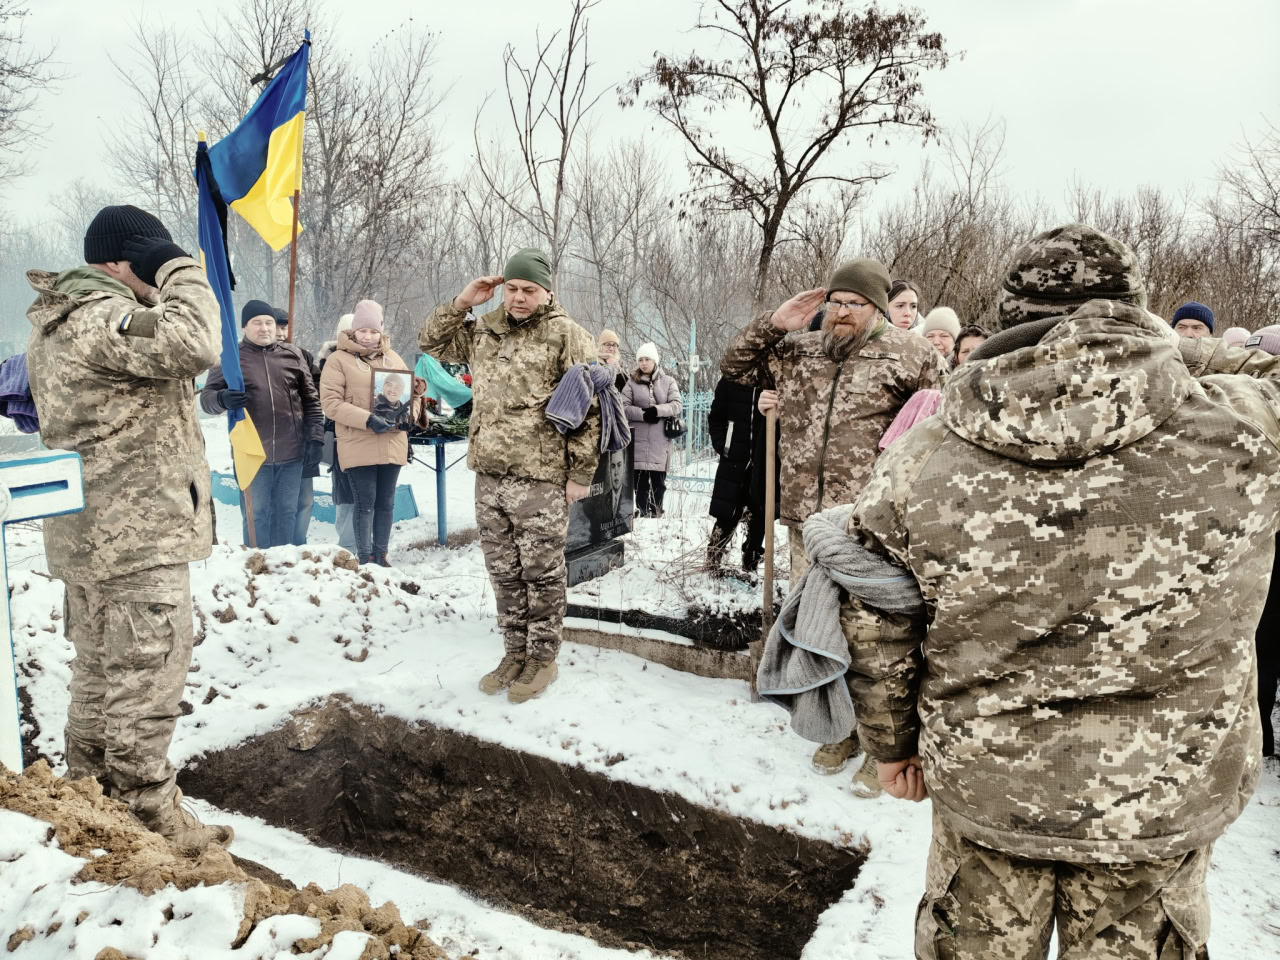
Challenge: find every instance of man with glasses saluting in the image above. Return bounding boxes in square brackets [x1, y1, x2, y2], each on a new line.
[721, 258, 944, 794]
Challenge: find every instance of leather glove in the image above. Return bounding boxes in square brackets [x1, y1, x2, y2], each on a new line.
[642, 406, 659, 424]
[366, 414, 392, 434]
[121, 235, 191, 288]
[304, 440, 324, 468]
[217, 389, 248, 410]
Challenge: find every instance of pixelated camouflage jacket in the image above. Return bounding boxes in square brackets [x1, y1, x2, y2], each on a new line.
[720, 312, 943, 525]
[419, 298, 601, 487]
[840, 300, 1280, 863]
[26, 259, 221, 581]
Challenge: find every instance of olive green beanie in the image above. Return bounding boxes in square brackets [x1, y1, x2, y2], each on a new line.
[826, 258, 891, 318]
[504, 247, 554, 292]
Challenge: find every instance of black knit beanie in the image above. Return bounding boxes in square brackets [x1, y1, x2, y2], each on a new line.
[241, 299, 276, 328]
[83, 205, 171, 264]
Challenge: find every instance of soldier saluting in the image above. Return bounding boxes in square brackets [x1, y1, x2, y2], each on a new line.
[25, 205, 234, 849]
[420, 249, 601, 703]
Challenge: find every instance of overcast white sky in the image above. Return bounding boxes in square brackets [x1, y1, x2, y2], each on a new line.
[9, 0, 1280, 231]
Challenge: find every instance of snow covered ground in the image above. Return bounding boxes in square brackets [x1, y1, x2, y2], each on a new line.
[4, 418, 1279, 958]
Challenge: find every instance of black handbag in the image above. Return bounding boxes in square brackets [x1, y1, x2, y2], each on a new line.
[663, 416, 686, 440]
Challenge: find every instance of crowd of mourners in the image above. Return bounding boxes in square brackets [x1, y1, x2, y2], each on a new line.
[14, 202, 1280, 959]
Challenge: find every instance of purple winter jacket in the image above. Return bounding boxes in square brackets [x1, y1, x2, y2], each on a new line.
[622, 366, 682, 472]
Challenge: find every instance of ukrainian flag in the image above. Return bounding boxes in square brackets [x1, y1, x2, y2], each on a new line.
[209, 34, 310, 251]
[196, 138, 266, 490]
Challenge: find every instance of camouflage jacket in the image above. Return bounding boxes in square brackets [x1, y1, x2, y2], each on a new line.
[26, 260, 221, 581]
[840, 301, 1280, 862]
[720, 314, 943, 525]
[419, 298, 601, 487]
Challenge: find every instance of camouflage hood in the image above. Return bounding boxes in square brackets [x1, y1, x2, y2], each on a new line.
[941, 300, 1191, 465]
[26, 267, 139, 335]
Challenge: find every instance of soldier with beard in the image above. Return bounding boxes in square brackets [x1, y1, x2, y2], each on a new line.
[720, 258, 943, 794]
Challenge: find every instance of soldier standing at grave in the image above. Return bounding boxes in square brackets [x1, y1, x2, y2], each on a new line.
[420, 249, 600, 703]
[24, 205, 234, 849]
[720, 257, 944, 794]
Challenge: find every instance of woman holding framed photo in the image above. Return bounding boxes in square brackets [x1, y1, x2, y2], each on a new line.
[319, 299, 410, 566]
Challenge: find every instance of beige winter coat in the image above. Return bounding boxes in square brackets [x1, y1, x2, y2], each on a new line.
[319, 331, 409, 469]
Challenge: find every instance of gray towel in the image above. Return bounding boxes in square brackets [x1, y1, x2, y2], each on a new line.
[546, 362, 632, 453]
[756, 504, 924, 743]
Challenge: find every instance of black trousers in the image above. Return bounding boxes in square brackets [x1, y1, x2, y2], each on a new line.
[348, 463, 401, 562]
[708, 502, 767, 567]
[634, 470, 667, 517]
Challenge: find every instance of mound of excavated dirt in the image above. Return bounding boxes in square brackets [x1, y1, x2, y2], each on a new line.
[0, 761, 451, 959]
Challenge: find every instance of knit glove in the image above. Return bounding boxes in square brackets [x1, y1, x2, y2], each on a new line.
[217, 389, 248, 410]
[122, 235, 191, 288]
[642, 406, 659, 424]
[366, 414, 392, 434]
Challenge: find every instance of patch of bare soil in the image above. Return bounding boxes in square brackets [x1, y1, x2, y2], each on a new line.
[0, 760, 451, 959]
[180, 696, 866, 960]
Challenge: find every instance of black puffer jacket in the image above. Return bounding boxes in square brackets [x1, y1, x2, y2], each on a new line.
[708, 378, 773, 523]
[201, 339, 323, 465]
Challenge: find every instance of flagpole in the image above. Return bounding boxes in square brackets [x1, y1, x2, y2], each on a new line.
[286, 189, 299, 344]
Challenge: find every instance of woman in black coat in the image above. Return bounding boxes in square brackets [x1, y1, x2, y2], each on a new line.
[706, 377, 772, 573]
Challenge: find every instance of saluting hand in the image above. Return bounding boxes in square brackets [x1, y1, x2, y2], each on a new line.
[771, 288, 826, 332]
[452, 275, 505, 311]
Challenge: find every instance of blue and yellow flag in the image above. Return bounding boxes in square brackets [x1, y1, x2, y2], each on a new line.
[196, 139, 266, 490]
[209, 34, 310, 251]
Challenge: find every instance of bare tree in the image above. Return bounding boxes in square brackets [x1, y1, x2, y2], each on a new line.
[623, 0, 951, 304]
[0, 1, 56, 189]
[1218, 119, 1280, 247]
[473, 0, 603, 279]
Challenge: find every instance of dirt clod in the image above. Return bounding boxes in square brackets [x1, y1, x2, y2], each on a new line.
[6, 927, 34, 952]
[332, 551, 359, 572]
[0, 762, 449, 959]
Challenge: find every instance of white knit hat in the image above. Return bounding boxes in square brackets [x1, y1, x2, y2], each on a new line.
[636, 342, 660, 364]
[921, 307, 961, 338]
[335, 313, 354, 337]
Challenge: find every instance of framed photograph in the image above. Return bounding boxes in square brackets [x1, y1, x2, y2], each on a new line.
[369, 367, 412, 428]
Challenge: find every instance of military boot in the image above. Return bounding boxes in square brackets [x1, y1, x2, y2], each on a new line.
[811, 734, 858, 775]
[508, 658, 559, 704]
[149, 789, 234, 852]
[850, 758, 883, 799]
[479, 654, 525, 695]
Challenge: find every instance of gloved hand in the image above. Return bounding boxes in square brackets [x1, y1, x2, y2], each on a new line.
[304, 440, 324, 468]
[122, 235, 191, 288]
[642, 406, 659, 424]
[366, 414, 392, 434]
[217, 389, 248, 410]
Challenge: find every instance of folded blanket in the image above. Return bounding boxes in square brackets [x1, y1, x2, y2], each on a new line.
[756, 504, 924, 743]
[878, 388, 941, 450]
[546, 362, 631, 453]
[0, 353, 39, 434]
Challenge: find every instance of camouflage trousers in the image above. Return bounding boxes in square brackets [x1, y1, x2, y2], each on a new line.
[63, 563, 194, 828]
[474, 472, 569, 662]
[917, 813, 1211, 960]
[787, 521, 809, 590]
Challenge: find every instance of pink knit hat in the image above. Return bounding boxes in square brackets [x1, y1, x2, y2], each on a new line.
[352, 299, 384, 332]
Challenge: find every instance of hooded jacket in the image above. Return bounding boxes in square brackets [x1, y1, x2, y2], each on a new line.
[419, 298, 600, 487]
[621, 365, 682, 472]
[839, 300, 1280, 863]
[318, 331, 409, 470]
[201, 339, 323, 465]
[720, 313, 943, 525]
[25, 259, 220, 581]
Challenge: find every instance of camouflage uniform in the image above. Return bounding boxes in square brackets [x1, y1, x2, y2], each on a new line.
[26, 259, 219, 825]
[719, 313, 943, 528]
[838, 300, 1280, 956]
[420, 298, 600, 661]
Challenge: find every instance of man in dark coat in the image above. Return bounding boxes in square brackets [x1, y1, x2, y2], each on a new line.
[706, 377, 767, 573]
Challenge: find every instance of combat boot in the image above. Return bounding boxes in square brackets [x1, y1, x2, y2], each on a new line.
[811, 734, 859, 775]
[850, 758, 883, 799]
[479, 654, 525, 695]
[508, 658, 558, 704]
[149, 789, 234, 852]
